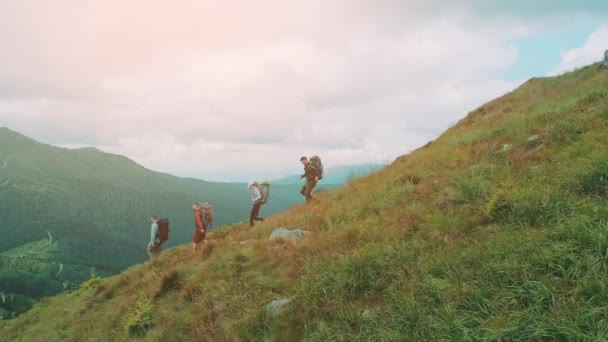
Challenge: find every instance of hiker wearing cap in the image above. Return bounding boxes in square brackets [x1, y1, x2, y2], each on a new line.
[300, 156, 320, 203]
[202, 202, 214, 231]
[248, 181, 265, 227]
[147, 215, 161, 260]
[192, 203, 206, 255]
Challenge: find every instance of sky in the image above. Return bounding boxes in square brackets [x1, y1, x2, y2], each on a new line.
[0, 1, 607, 182]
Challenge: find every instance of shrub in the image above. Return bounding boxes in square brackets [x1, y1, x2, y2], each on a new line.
[123, 293, 154, 336]
[485, 187, 512, 223]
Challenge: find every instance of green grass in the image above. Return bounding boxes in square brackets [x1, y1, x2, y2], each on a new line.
[2, 63, 608, 340]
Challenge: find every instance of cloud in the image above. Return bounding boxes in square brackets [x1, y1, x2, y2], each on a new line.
[0, 1, 601, 180]
[550, 23, 608, 75]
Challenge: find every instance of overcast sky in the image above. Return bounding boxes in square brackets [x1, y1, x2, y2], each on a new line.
[0, 1, 607, 181]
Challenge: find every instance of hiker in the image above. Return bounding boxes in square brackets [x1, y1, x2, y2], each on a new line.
[248, 181, 265, 227]
[202, 202, 214, 231]
[299, 156, 321, 203]
[192, 203, 206, 255]
[147, 215, 161, 260]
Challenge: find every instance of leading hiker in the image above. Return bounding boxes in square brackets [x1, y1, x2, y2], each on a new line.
[299, 156, 322, 203]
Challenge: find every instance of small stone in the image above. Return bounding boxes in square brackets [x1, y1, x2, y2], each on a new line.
[527, 135, 541, 147]
[266, 298, 291, 317]
[270, 227, 307, 240]
[502, 144, 511, 152]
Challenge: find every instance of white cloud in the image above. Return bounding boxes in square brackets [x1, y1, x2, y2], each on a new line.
[0, 1, 553, 180]
[551, 23, 608, 75]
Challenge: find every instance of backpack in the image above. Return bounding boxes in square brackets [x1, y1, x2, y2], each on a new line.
[259, 182, 270, 205]
[156, 218, 170, 244]
[202, 210, 214, 226]
[309, 156, 324, 180]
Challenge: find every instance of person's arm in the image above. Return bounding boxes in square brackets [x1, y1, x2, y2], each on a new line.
[150, 223, 158, 245]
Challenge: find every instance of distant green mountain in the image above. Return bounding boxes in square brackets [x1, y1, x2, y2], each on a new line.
[0, 127, 308, 318]
[272, 163, 385, 185]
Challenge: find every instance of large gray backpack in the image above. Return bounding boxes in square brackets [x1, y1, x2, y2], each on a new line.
[259, 182, 270, 205]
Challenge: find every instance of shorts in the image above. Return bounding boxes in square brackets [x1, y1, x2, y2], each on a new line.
[192, 228, 206, 244]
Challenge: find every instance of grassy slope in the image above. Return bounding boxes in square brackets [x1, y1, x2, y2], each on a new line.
[0, 128, 315, 319]
[2, 64, 608, 341]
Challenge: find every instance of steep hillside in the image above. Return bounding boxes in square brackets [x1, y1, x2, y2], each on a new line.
[0, 130, 310, 318]
[2, 63, 608, 340]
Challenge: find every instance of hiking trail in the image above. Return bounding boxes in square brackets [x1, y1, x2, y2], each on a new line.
[1, 155, 14, 169]
[55, 262, 63, 278]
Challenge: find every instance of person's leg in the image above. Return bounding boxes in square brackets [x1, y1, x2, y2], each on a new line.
[192, 242, 197, 255]
[250, 204, 257, 226]
[305, 180, 317, 203]
[253, 203, 264, 221]
[148, 243, 160, 260]
[250, 203, 264, 225]
[147, 243, 154, 260]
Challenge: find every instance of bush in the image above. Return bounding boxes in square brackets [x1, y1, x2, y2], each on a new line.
[123, 293, 154, 336]
[485, 187, 512, 223]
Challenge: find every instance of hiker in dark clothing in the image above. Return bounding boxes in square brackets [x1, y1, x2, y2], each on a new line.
[147, 215, 161, 260]
[248, 181, 265, 227]
[192, 203, 206, 255]
[300, 156, 319, 203]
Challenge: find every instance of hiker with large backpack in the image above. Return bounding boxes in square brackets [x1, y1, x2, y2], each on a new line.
[192, 202, 207, 255]
[300, 155, 323, 203]
[247, 181, 266, 227]
[147, 215, 169, 260]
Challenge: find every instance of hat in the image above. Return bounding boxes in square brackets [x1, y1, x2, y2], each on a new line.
[247, 180, 255, 188]
[204, 202, 211, 208]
